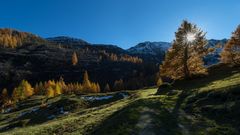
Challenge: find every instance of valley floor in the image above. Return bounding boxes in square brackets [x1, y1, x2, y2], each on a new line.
[1, 64, 240, 135]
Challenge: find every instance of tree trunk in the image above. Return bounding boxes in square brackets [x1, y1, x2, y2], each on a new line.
[183, 46, 190, 78]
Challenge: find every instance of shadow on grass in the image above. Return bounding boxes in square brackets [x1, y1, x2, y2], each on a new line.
[184, 85, 240, 134]
[91, 97, 182, 135]
[172, 90, 189, 117]
[0, 97, 87, 133]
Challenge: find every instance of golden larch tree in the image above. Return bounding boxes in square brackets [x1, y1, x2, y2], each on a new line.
[221, 25, 240, 65]
[104, 83, 111, 92]
[72, 51, 78, 66]
[12, 88, 20, 102]
[55, 83, 62, 96]
[82, 71, 91, 92]
[96, 83, 101, 93]
[22, 80, 34, 97]
[1, 88, 9, 104]
[113, 79, 124, 91]
[47, 86, 54, 98]
[156, 77, 163, 87]
[160, 20, 208, 80]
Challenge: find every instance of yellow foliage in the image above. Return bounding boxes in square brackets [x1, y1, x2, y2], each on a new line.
[47, 86, 54, 98]
[22, 80, 34, 97]
[54, 83, 62, 96]
[1, 88, 8, 104]
[221, 25, 240, 65]
[160, 20, 208, 80]
[12, 88, 20, 102]
[156, 78, 163, 87]
[72, 52, 78, 66]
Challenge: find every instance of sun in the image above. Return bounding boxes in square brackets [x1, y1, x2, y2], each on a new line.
[186, 32, 196, 43]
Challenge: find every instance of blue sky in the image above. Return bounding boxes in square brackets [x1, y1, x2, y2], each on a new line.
[0, 0, 240, 49]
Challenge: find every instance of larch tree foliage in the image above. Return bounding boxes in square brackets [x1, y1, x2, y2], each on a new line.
[160, 20, 208, 80]
[221, 25, 240, 65]
[12, 88, 20, 102]
[55, 83, 62, 96]
[83, 71, 91, 91]
[113, 79, 124, 91]
[22, 80, 34, 97]
[156, 77, 163, 87]
[47, 86, 54, 98]
[96, 83, 101, 93]
[12, 80, 34, 101]
[1, 88, 9, 104]
[72, 51, 78, 66]
[104, 83, 111, 92]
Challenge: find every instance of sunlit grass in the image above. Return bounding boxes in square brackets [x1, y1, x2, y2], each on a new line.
[198, 73, 240, 92]
[2, 89, 157, 135]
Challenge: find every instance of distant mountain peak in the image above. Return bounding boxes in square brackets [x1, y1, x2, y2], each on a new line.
[127, 41, 171, 55]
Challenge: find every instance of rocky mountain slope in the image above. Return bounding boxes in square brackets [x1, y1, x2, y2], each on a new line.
[127, 41, 170, 63]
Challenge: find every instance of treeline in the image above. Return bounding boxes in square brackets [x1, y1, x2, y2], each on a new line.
[0, 70, 132, 108]
[0, 71, 101, 108]
[71, 51, 143, 66]
[99, 50, 143, 63]
[0, 28, 45, 48]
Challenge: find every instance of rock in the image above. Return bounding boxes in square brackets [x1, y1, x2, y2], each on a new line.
[156, 83, 172, 95]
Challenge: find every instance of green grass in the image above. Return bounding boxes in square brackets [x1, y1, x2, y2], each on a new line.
[1, 64, 240, 135]
[0, 91, 133, 135]
[92, 64, 240, 135]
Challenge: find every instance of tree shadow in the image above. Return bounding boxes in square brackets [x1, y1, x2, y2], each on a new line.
[172, 90, 189, 117]
[91, 97, 183, 135]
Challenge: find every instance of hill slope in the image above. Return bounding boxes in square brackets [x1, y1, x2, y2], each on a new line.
[0, 28, 46, 48]
[1, 64, 239, 135]
[0, 35, 158, 92]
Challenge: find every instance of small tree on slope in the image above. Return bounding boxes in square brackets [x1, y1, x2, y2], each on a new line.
[160, 20, 208, 80]
[72, 51, 78, 66]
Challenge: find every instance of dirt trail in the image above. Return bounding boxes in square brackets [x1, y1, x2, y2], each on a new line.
[136, 107, 158, 135]
[135, 96, 192, 135]
[136, 107, 192, 135]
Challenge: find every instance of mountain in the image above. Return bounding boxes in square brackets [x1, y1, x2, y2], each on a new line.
[46, 37, 166, 63]
[127, 39, 228, 65]
[0, 32, 159, 92]
[47, 36, 126, 54]
[204, 39, 228, 66]
[127, 41, 170, 63]
[127, 41, 170, 55]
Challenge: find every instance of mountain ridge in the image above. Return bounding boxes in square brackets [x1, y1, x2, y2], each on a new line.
[46, 36, 228, 54]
